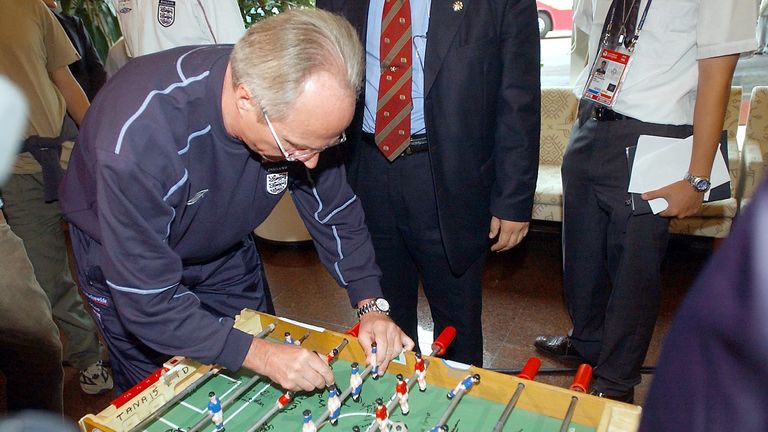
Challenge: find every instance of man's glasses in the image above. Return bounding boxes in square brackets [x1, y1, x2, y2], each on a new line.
[262, 110, 346, 162]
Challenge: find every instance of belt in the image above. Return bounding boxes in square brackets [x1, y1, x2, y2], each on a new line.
[362, 133, 428, 157]
[592, 105, 634, 122]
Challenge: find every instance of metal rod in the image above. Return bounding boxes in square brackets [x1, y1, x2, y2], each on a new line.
[245, 334, 336, 432]
[129, 321, 277, 432]
[363, 346, 443, 432]
[491, 383, 525, 432]
[559, 396, 579, 432]
[434, 387, 466, 428]
[184, 322, 279, 432]
[245, 391, 293, 432]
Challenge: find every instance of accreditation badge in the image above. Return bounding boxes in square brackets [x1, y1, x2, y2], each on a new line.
[582, 48, 632, 107]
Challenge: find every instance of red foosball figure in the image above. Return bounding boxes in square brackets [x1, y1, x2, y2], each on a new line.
[395, 374, 410, 415]
[375, 398, 389, 432]
[414, 352, 427, 392]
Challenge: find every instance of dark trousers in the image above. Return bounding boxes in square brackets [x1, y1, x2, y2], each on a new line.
[353, 138, 485, 366]
[562, 104, 692, 394]
[0, 219, 64, 413]
[70, 226, 274, 392]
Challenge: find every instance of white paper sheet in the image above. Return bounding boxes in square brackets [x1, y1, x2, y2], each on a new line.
[627, 135, 730, 214]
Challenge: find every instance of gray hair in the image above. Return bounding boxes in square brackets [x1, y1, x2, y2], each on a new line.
[230, 9, 364, 120]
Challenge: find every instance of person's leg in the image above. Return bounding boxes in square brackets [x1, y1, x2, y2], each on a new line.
[0, 216, 64, 413]
[591, 121, 690, 396]
[394, 151, 485, 365]
[351, 140, 421, 347]
[69, 224, 161, 393]
[560, 118, 611, 363]
[2, 174, 102, 369]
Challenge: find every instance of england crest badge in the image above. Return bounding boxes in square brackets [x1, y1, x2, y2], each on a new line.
[157, 0, 176, 27]
[266, 166, 289, 195]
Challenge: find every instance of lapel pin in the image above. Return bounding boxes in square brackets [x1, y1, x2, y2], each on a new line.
[452, 0, 463, 12]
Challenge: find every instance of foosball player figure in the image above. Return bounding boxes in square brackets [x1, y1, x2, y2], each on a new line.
[352, 427, 360, 432]
[375, 398, 390, 432]
[207, 391, 225, 431]
[370, 341, 380, 379]
[302, 409, 317, 432]
[327, 384, 342, 425]
[327, 347, 340, 362]
[447, 374, 480, 399]
[414, 352, 427, 392]
[350, 362, 363, 402]
[429, 426, 448, 432]
[284, 331, 298, 345]
[395, 374, 410, 415]
[277, 391, 293, 409]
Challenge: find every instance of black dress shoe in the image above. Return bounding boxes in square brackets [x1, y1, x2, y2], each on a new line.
[589, 387, 635, 404]
[533, 335, 588, 364]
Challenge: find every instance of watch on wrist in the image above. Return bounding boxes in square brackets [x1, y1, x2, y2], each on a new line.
[356, 297, 390, 318]
[684, 172, 711, 192]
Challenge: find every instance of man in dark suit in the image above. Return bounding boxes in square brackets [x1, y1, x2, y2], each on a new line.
[317, 0, 540, 365]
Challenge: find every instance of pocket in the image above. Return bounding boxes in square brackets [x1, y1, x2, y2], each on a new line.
[636, 1, 697, 62]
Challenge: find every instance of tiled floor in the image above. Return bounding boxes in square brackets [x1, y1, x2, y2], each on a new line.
[0, 229, 712, 425]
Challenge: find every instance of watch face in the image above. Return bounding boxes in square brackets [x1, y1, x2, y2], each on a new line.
[375, 298, 390, 312]
[695, 179, 711, 191]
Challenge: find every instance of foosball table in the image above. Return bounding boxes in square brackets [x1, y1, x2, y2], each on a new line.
[79, 310, 641, 432]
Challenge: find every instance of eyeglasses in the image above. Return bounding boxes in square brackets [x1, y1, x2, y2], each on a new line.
[262, 110, 347, 162]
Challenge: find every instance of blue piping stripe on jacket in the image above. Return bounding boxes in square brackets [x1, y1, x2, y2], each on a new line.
[106, 280, 179, 295]
[332, 226, 348, 286]
[179, 125, 212, 155]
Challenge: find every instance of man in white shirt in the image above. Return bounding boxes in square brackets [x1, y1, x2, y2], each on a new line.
[113, 0, 245, 58]
[535, 0, 756, 402]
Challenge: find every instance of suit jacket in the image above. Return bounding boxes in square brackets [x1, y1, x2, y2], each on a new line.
[317, 0, 541, 274]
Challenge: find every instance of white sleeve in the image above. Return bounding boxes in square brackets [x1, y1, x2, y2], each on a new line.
[697, 0, 757, 59]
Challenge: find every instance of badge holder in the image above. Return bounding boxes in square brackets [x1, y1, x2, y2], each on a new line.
[582, 0, 653, 107]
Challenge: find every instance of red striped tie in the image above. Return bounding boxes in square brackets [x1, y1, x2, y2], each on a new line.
[374, 0, 413, 161]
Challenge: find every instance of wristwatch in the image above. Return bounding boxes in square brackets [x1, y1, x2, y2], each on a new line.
[684, 172, 711, 192]
[356, 298, 390, 318]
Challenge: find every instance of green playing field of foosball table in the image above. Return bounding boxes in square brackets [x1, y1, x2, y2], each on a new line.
[79, 310, 641, 432]
[140, 356, 596, 432]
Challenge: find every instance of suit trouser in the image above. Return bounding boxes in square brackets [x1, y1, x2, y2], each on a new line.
[562, 105, 692, 394]
[352, 139, 485, 366]
[0, 216, 64, 413]
[1, 173, 101, 370]
[70, 226, 274, 392]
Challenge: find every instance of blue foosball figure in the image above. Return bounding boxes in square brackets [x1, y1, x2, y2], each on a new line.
[446, 374, 480, 399]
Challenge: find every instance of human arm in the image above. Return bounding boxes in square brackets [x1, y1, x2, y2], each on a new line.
[49, 66, 89, 126]
[489, 0, 541, 248]
[290, 150, 414, 373]
[641, 54, 738, 218]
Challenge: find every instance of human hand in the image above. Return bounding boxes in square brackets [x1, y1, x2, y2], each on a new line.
[357, 312, 414, 377]
[242, 337, 335, 391]
[641, 180, 704, 218]
[489, 217, 530, 252]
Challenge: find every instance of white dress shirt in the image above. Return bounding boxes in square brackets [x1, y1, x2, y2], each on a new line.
[573, 0, 757, 125]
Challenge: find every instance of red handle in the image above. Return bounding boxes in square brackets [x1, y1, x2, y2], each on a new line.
[346, 322, 361, 337]
[569, 364, 593, 393]
[431, 326, 457, 357]
[517, 357, 542, 381]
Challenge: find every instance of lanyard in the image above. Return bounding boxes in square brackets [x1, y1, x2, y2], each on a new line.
[601, 0, 654, 52]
